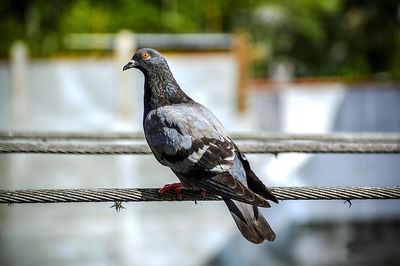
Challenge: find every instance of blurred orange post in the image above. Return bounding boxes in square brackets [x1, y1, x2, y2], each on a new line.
[233, 32, 251, 113]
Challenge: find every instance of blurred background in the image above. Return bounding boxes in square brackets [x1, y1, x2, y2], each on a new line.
[0, 0, 399, 265]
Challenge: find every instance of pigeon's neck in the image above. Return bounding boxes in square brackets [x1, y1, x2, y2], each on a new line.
[143, 69, 193, 116]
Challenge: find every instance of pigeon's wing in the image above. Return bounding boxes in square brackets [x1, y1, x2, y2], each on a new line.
[231, 141, 279, 204]
[144, 103, 235, 176]
[144, 103, 269, 206]
[196, 172, 271, 207]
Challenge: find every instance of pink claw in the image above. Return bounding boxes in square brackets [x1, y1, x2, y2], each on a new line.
[158, 183, 184, 200]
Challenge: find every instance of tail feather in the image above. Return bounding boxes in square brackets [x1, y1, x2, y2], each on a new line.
[224, 199, 275, 244]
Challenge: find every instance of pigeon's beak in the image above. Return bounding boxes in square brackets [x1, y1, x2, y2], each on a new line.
[123, 60, 136, 71]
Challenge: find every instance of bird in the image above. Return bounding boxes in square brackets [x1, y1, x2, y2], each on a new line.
[123, 48, 278, 244]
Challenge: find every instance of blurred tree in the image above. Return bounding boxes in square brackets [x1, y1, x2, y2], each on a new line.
[249, 0, 399, 78]
[0, 0, 399, 79]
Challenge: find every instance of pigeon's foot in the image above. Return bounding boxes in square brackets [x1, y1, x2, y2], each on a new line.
[159, 183, 184, 200]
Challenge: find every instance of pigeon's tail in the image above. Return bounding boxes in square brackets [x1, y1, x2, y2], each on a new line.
[224, 199, 275, 244]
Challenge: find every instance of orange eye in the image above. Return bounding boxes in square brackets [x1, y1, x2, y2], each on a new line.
[141, 52, 151, 60]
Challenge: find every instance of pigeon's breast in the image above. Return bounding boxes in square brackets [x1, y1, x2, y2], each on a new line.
[143, 104, 226, 147]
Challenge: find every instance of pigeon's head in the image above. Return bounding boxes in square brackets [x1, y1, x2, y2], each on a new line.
[123, 48, 168, 73]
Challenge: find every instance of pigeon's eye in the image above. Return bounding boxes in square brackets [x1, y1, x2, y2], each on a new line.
[141, 52, 151, 60]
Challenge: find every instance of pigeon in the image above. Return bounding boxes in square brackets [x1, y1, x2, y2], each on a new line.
[123, 48, 278, 244]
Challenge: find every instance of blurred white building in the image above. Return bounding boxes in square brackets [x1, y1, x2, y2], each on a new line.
[0, 50, 399, 266]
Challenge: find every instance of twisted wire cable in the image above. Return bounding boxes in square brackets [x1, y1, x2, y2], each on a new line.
[1, 131, 399, 143]
[1, 141, 399, 154]
[0, 186, 399, 204]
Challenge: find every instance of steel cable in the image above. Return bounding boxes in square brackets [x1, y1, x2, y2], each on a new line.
[1, 186, 399, 204]
[1, 141, 399, 154]
[1, 131, 399, 142]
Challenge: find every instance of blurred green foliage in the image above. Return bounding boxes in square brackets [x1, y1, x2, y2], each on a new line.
[1, 0, 399, 78]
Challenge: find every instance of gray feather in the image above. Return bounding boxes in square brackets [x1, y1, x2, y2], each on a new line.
[124, 48, 278, 244]
[224, 199, 276, 244]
